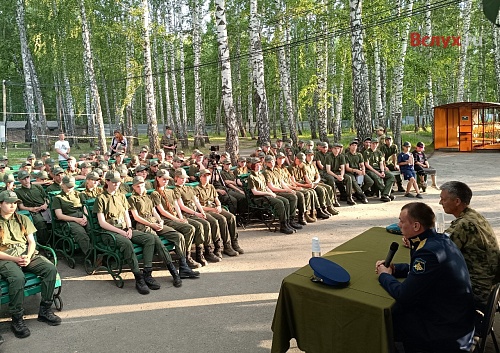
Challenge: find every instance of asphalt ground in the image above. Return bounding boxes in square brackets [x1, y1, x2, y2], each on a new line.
[0, 150, 499, 353]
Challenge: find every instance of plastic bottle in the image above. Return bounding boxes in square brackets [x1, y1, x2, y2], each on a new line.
[312, 237, 321, 257]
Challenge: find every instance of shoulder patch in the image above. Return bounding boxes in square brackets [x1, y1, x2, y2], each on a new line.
[412, 258, 426, 274]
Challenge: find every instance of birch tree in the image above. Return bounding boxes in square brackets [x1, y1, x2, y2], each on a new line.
[214, 0, 239, 161]
[191, 0, 205, 147]
[456, 0, 472, 101]
[494, 24, 500, 102]
[374, 40, 384, 128]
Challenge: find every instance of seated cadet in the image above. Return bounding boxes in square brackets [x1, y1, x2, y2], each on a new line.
[155, 149, 166, 165]
[0, 163, 6, 182]
[116, 165, 132, 194]
[147, 160, 160, 180]
[412, 141, 438, 192]
[165, 151, 175, 166]
[46, 166, 65, 193]
[283, 143, 295, 167]
[151, 169, 201, 268]
[2, 173, 16, 192]
[65, 157, 80, 176]
[219, 160, 248, 216]
[93, 171, 157, 295]
[76, 162, 92, 180]
[128, 176, 199, 284]
[303, 150, 338, 216]
[51, 176, 92, 257]
[32, 160, 44, 173]
[363, 139, 395, 202]
[138, 148, 149, 165]
[218, 152, 230, 165]
[380, 136, 405, 192]
[188, 151, 205, 181]
[315, 141, 341, 207]
[325, 142, 356, 205]
[41, 151, 51, 164]
[114, 151, 126, 169]
[169, 157, 184, 179]
[249, 146, 263, 157]
[32, 171, 52, 187]
[376, 202, 474, 352]
[79, 171, 103, 202]
[19, 161, 32, 174]
[196, 168, 243, 257]
[15, 170, 51, 245]
[233, 157, 248, 177]
[397, 141, 422, 198]
[0, 156, 10, 172]
[344, 141, 372, 204]
[262, 155, 302, 230]
[270, 143, 278, 156]
[173, 168, 220, 263]
[247, 158, 294, 235]
[262, 142, 274, 156]
[134, 165, 153, 189]
[0, 190, 61, 339]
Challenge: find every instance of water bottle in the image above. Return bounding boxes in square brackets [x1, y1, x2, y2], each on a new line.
[312, 237, 321, 257]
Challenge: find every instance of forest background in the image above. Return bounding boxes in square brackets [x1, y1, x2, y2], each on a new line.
[0, 0, 499, 161]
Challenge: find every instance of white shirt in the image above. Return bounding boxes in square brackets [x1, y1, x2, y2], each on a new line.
[55, 140, 70, 161]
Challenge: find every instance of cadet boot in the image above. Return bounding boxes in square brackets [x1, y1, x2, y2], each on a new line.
[134, 272, 150, 295]
[142, 267, 161, 290]
[326, 205, 339, 216]
[178, 257, 201, 279]
[354, 192, 368, 204]
[37, 301, 62, 326]
[304, 211, 316, 223]
[186, 251, 202, 269]
[204, 245, 222, 263]
[322, 208, 332, 216]
[297, 211, 307, 226]
[231, 233, 245, 254]
[339, 193, 348, 202]
[11, 312, 30, 338]
[214, 240, 224, 259]
[166, 262, 183, 287]
[280, 221, 294, 235]
[346, 196, 357, 205]
[316, 208, 330, 220]
[289, 218, 303, 230]
[223, 241, 239, 257]
[195, 245, 208, 267]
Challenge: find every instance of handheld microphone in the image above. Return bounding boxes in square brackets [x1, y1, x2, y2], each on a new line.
[384, 242, 399, 268]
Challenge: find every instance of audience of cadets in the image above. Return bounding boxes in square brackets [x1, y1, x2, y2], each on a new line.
[379, 136, 406, 193]
[151, 169, 202, 268]
[314, 142, 341, 208]
[127, 156, 140, 172]
[147, 160, 160, 180]
[19, 162, 32, 175]
[14, 170, 51, 245]
[283, 143, 295, 167]
[155, 149, 166, 165]
[412, 141, 438, 192]
[439, 181, 500, 310]
[46, 167, 64, 193]
[196, 169, 244, 257]
[134, 165, 154, 190]
[188, 151, 205, 182]
[219, 159, 248, 216]
[160, 126, 178, 154]
[233, 157, 248, 177]
[79, 172, 103, 202]
[287, 154, 321, 223]
[173, 168, 221, 263]
[138, 147, 150, 166]
[128, 176, 199, 284]
[247, 158, 295, 234]
[325, 142, 356, 206]
[51, 176, 93, 257]
[397, 141, 422, 199]
[363, 139, 396, 202]
[77, 162, 93, 180]
[262, 155, 303, 230]
[2, 173, 16, 192]
[94, 171, 158, 295]
[274, 153, 309, 226]
[344, 141, 372, 204]
[303, 150, 338, 216]
[117, 166, 132, 194]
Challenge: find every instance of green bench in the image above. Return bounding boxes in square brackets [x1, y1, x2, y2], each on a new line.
[0, 210, 63, 311]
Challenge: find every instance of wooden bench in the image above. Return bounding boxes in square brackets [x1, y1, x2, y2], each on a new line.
[83, 198, 175, 288]
[1, 211, 63, 311]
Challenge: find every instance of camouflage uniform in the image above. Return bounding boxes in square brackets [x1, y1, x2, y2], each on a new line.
[262, 167, 298, 218]
[445, 207, 500, 307]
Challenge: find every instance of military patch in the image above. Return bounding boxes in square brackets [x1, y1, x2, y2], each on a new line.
[412, 258, 426, 274]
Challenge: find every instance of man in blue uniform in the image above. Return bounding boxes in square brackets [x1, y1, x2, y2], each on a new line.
[375, 202, 474, 352]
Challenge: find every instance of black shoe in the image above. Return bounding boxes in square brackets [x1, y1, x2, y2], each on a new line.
[333, 201, 341, 208]
[380, 195, 391, 202]
[364, 190, 373, 197]
[339, 195, 347, 202]
[346, 198, 357, 206]
[416, 193, 423, 199]
[37, 301, 62, 326]
[134, 273, 151, 295]
[280, 221, 294, 234]
[11, 312, 30, 338]
[404, 193, 414, 198]
[143, 268, 161, 290]
[316, 208, 330, 219]
[389, 194, 396, 201]
[289, 220, 303, 230]
[397, 187, 406, 193]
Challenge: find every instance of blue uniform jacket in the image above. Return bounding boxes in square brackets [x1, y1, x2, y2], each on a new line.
[379, 228, 475, 351]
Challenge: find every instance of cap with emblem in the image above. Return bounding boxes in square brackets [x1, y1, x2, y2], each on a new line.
[295, 152, 306, 161]
[34, 160, 44, 168]
[262, 142, 271, 147]
[176, 150, 185, 155]
[385, 135, 393, 140]
[62, 176, 76, 188]
[305, 149, 315, 155]
[0, 190, 21, 204]
[79, 154, 87, 159]
[307, 140, 314, 146]
[222, 160, 232, 165]
[174, 168, 189, 179]
[194, 151, 204, 157]
[67, 156, 76, 161]
[105, 171, 121, 182]
[132, 176, 145, 185]
[333, 142, 343, 148]
[284, 143, 291, 149]
[94, 168, 103, 177]
[257, 152, 266, 158]
[17, 170, 30, 180]
[149, 160, 159, 167]
[370, 139, 379, 144]
[86, 171, 100, 181]
[276, 152, 286, 158]
[140, 148, 148, 153]
[3, 173, 15, 183]
[309, 257, 350, 287]
[156, 169, 172, 179]
[80, 162, 92, 169]
[117, 167, 128, 177]
[115, 151, 124, 156]
[264, 155, 275, 162]
[166, 152, 174, 157]
[199, 168, 211, 176]
[237, 157, 246, 162]
[298, 140, 304, 144]
[42, 152, 51, 157]
[45, 158, 56, 165]
[363, 137, 372, 142]
[271, 143, 278, 149]
[349, 140, 358, 146]
[135, 165, 148, 173]
[105, 151, 112, 156]
[27, 153, 36, 160]
[52, 167, 64, 175]
[402, 141, 411, 147]
[21, 161, 31, 167]
[318, 141, 328, 148]
[36, 171, 49, 180]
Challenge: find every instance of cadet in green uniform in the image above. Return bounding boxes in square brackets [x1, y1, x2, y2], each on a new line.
[1, 173, 16, 192]
[440, 181, 500, 309]
[93, 171, 157, 295]
[233, 157, 248, 177]
[128, 176, 199, 283]
[117, 166, 132, 194]
[219, 160, 248, 216]
[188, 152, 205, 182]
[315, 142, 341, 208]
[344, 141, 373, 203]
[196, 169, 243, 257]
[173, 168, 220, 263]
[0, 190, 61, 339]
[151, 169, 201, 268]
[134, 165, 154, 189]
[303, 151, 337, 217]
[51, 176, 92, 255]
[15, 170, 51, 245]
[325, 143, 356, 205]
[262, 155, 302, 230]
[247, 159, 294, 234]
[380, 136, 405, 192]
[46, 166, 65, 193]
[363, 140, 395, 202]
[79, 172, 103, 203]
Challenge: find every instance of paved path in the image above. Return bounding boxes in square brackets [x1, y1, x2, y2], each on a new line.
[0, 151, 499, 352]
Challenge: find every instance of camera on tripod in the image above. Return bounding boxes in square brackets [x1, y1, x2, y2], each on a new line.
[208, 145, 220, 166]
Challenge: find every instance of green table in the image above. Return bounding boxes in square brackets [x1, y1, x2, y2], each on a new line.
[271, 227, 409, 353]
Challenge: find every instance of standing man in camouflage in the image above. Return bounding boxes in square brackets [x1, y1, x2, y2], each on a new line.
[439, 181, 500, 309]
[160, 126, 178, 154]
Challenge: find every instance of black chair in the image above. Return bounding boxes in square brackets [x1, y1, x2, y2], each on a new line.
[474, 283, 500, 353]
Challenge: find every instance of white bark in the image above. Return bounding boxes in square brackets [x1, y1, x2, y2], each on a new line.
[374, 40, 384, 128]
[316, 33, 329, 142]
[162, 41, 174, 127]
[456, 0, 472, 101]
[424, 0, 434, 128]
[179, 35, 188, 148]
[192, 0, 205, 147]
[333, 58, 346, 142]
[494, 24, 500, 102]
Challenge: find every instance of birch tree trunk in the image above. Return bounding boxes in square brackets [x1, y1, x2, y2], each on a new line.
[374, 40, 384, 128]
[28, 56, 49, 152]
[179, 36, 188, 148]
[456, 0, 472, 101]
[62, 52, 77, 147]
[153, 36, 165, 128]
[162, 41, 174, 128]
[349, 0, 372, 140]
[249, 0, 270, 144]
[494, 24, 500, 102]
[333, 59, 345, 142]
[215, 0, 239, 161]
[316, 33, 329, 142]
[142, 0, 160, 152]
[424, 0, 434, 131]
[191, 0, 205, 147]
[80, 0, 107, 152]
[234, 37, 247, 137]
[247, 69, 255, 139]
